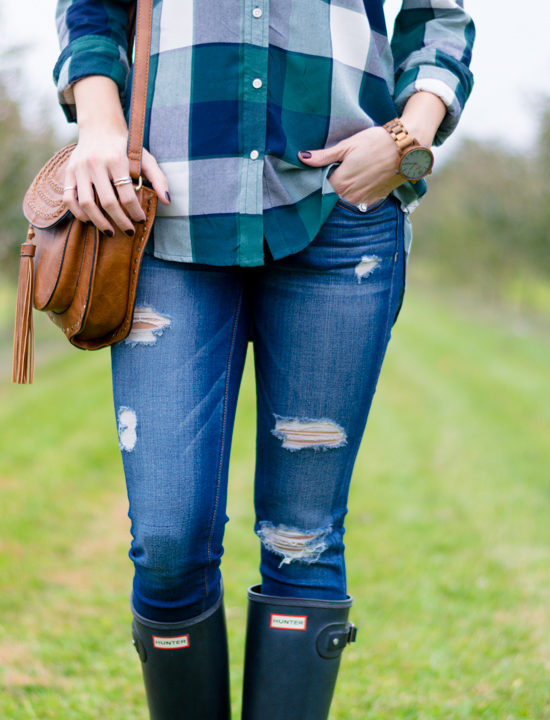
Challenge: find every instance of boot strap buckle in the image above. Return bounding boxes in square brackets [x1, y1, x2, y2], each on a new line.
[317, 621, 358, 659]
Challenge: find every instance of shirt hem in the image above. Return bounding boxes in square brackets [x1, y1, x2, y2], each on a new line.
[150, 249, 265, 267]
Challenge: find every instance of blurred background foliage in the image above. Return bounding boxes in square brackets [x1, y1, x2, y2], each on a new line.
[411, 106, 550, 314]
[0, 51, 59, 276]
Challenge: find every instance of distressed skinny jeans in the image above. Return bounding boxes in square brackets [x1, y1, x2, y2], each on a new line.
[111, 195, 406, 623]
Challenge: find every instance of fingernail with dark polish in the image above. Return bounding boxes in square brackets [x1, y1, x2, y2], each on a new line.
[165, 191, 171, 203]
[298, 150, 312, 159]
[125, 229, 135, 237]
[105, 229, 114, 238]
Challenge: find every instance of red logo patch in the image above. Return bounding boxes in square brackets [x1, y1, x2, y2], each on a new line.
[270, 613, 307, 631]
[152, 634, 190, 649]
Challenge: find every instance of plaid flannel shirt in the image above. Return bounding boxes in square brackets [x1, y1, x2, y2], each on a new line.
[54, 0, 474, 266]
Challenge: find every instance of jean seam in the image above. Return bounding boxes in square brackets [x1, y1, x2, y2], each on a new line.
[392, 213, 408, 326]
[381, 204, 402, 347]
[203, 289, 244, 607]
[370, 202, 401, 391]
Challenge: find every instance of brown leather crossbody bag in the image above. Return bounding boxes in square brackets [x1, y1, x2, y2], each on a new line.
[12, 0, 155, 384]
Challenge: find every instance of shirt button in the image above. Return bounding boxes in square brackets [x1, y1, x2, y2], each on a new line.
[250, 149, 259, 160]
[252, 7, 262, 18]
[252, 78, 263, 89]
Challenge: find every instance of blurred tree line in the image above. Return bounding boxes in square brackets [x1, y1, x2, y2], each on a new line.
[0, 55, 58, 278]
[412, 107, 550, 311]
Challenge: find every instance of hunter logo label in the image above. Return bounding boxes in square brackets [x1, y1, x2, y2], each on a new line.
[153, 634, 190, 649]
[270, 613, 307, 631]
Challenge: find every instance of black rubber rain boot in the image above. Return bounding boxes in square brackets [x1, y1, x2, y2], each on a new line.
[131, 590, 231, 719]
[241, 584, 357, 720]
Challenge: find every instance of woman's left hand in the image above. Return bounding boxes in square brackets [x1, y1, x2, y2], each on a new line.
[297, 126, 405, 206]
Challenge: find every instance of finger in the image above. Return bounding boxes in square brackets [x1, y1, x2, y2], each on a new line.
[115, 181, 148, 223]
[297, 141, 346, 167]
[326, 165, 354, 200]
[108, 159, 147, 222]
[93, 170, 137, 235]
[63, 167, 89, 223]
[74, 166, 114, 235]
[141, 149, 171, 204]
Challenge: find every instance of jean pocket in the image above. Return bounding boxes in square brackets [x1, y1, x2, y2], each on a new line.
[334, 195, 392, 216]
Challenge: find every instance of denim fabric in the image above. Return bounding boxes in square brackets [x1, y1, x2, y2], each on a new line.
[111, 196, 406, 623]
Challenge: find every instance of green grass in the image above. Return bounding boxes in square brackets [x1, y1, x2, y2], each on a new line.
[1, 284, 549, 719]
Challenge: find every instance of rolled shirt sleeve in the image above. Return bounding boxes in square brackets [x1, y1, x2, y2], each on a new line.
[391, 0, 475, 145]
[53, 0, 134, 123]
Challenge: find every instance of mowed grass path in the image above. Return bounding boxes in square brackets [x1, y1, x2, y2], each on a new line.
[1, 288, 549, 719]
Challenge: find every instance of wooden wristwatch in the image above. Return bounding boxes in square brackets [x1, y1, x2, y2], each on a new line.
[383, 118, 434, 183]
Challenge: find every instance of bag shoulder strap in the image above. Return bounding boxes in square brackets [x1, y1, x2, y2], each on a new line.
[127, 0, 153, 182]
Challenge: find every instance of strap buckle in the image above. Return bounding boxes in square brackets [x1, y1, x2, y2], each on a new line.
[317, 621, 358, 658]
[346, 622, 358, 644]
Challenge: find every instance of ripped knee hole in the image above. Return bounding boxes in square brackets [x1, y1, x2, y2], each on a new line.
[271, 415, 347, 451]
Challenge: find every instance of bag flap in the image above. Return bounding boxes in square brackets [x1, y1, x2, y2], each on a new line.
[23, 144, 76, 229]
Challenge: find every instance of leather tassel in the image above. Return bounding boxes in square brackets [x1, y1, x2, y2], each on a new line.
[12, 227, 36, 384]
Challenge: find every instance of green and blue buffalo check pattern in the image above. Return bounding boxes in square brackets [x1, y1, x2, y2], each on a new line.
[54, 0, 474, 266]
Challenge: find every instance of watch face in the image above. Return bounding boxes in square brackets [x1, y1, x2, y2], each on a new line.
[400, 147, 433, 180]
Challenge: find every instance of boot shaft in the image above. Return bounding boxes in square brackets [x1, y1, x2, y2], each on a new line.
[242, 585, 357, 720]
[132, 592, 231, 720]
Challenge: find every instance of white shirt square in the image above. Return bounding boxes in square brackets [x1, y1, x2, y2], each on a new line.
[330, 4, 371, 72]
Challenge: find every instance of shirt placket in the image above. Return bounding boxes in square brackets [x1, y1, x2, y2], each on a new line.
[238, 0, 269, 264]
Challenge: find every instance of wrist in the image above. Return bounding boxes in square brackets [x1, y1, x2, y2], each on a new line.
[398, 117, 436, 148]
[382, 118, 434, 182]
[73, 75, 128, 134]
[399, 90, 447, 147]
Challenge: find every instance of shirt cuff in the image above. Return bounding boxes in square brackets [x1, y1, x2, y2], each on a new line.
[53, 36, 130, 123]
[394, 54, 474, 146]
